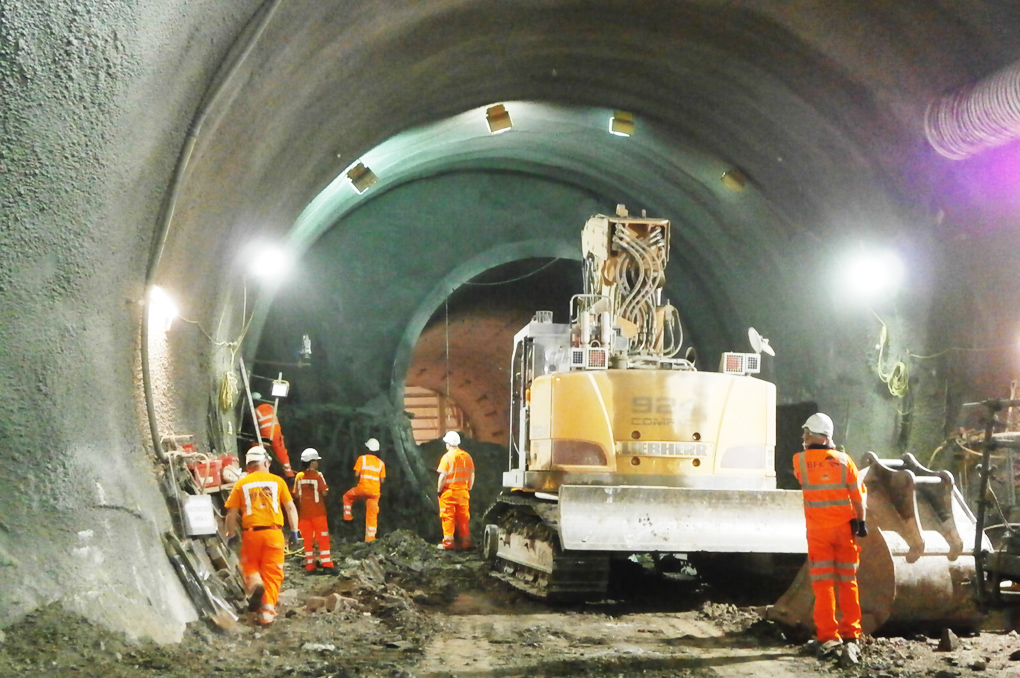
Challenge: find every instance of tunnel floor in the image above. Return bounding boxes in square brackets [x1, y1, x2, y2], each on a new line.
[1, 530, 1017, 677]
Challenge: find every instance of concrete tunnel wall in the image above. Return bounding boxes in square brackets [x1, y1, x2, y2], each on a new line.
[4, 0, 1020, 641]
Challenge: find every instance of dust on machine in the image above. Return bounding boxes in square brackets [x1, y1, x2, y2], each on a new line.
[482, 205, 805, 600]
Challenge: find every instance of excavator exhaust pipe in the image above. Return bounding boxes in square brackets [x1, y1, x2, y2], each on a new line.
[767, 453, 989, 637]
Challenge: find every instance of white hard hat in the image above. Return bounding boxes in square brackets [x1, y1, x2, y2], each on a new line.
[443, 431, 461, 446]
[300, 448, 321, 462]
[365, 438, 380, 452]
[802, 413, 834, 438]
[245, 445, 268, 464]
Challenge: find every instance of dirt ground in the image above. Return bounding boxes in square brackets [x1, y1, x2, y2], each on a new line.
[2, 530, 1020, 678]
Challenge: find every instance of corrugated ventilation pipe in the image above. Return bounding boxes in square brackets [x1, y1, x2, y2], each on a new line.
[925, 58, 1020, 160]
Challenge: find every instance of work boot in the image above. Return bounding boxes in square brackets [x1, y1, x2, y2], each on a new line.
[247, 583, 265, 612]
[256, 604, 276, 626]
[841, 640, 861, 665]
[818, 639, 842, 658]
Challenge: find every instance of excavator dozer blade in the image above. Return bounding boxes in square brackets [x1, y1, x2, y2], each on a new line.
[767, 453, 989, 637]
[558, 484, 808, 553]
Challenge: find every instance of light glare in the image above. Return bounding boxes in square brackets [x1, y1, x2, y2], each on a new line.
[148, 285, 178, 332]
[842, 250, 904, 298]
[250, 246, 293, 281]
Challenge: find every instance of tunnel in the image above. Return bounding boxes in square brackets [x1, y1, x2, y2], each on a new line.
[4, 1, 1020, 642]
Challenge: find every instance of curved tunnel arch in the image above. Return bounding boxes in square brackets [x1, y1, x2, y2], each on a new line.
[390, 238, 582, 407]
[6, 0, 1020, 644]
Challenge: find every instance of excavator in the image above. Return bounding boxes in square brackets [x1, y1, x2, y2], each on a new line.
[482, 205, 990, 636]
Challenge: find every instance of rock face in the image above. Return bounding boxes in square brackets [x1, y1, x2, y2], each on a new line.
[0, 0, 261, 641]
[5, 0, 1020, 645]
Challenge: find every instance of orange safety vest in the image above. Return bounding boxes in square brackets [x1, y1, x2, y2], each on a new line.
[793, 445, 865, 530]
[255, 404, 280, 440]
[223, 470, 294, 530]
[293, 469, 328, 519]
[353, 454, 386, 494]
[438, 447, 474, 490]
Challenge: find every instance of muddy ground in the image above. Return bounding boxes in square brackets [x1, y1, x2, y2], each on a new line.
[2, 530, 1019, 678]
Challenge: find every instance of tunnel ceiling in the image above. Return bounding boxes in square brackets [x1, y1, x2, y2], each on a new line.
[122, 0, 1020, 464]
[214, 1, 1020, 446]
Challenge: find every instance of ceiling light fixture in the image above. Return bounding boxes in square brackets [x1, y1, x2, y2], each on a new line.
[347, 162, 378, 194]
[720, 168, 747, 192]
[610, 110, 635, 137]
[486, 104, 513, 134]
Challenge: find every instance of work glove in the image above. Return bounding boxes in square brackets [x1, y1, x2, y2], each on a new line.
[288, 530, 300, 548]
[856, 520, 868, 538]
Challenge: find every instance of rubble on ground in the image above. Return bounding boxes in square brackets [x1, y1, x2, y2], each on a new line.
[1, 530, 1019, 677]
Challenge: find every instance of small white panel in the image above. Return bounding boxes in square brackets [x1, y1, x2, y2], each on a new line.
[183, 494, 218, 536]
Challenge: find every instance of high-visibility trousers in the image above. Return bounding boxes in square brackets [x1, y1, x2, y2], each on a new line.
[268, 434, 294, 477]
[343, 485, 380, 542]
[239, 528, 285, 620]
[439, 487, 471, 548]
[298, 514, 332, 569]
[806, 522, 862, 642]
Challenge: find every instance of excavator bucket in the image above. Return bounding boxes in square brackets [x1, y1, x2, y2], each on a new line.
[767, 453, 989, 637]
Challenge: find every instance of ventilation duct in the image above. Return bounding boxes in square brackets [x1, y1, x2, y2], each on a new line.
[925, 58, 1020, 160]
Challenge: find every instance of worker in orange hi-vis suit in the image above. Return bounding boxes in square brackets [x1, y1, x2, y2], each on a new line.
[342, 438, 386, 542]
[293, 448, 333, 572]
[436, 431, 475, 550]
[793, 412, 868, 666]
[224, 445, 300, 626]
[255, 402, 295, 477]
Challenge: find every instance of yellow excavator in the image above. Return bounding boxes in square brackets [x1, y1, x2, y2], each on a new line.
[482, 206, 989, 636]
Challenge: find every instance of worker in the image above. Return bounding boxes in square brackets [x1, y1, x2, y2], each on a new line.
[224, 445, 300, 626]
[255, 402, 295, 477]
[293, 448, 333, 572]
[793, 412, 868, 664]
[436, 430, 475, 550]
[342, 438, 386, 542]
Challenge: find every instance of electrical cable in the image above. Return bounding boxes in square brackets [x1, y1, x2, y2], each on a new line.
[462, 258, 561, 286]
[444, 295, 451, 400]
[872, 312, 909, 398]
[910, 340, 1020, 360]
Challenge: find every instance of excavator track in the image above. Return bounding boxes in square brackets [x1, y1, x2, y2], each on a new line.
[484, 494, 610, 602]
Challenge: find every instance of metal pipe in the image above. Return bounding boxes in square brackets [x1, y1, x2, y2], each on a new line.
[925, 58, 1020, 160]
[973, 405, 999, 607]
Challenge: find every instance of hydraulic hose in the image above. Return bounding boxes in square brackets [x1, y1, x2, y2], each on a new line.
[925, 58, 1020, 160]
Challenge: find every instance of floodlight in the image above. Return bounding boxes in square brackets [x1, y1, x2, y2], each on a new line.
[250, 245, 294, 281]
[148, 285, 178, 332]
[842, 249, 905, 299]
[271, 379, 290, 398]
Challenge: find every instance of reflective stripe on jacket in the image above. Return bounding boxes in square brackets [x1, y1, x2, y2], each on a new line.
[255, 404, 280, 439]
[438, 448, 474, 490]
[294, 470, 328, 518]
[793, 445, 865, 530]
[224, 470, 293, 529]
[354, 454, 386, 494]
